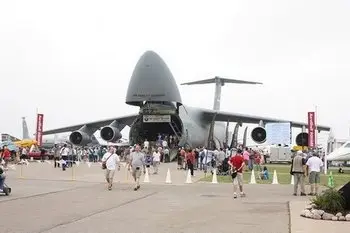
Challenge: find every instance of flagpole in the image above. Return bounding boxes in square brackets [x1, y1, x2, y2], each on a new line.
[35, 108, 38, 138]
[315, 105, 318, 149]
[315, 105, 327, 175]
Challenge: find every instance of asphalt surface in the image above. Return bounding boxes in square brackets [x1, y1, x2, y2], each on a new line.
[0, 162, 296, 233]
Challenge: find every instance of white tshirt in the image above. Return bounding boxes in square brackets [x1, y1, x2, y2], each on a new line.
[144, 140, 149, 148]
[306, 156, 323, 173]
[102, 152, 120, 170]
[153, 152, 161, 162]
[60, 147, 70, 156]
[22, 148, 27, 155]
[162, 140, 168, 147]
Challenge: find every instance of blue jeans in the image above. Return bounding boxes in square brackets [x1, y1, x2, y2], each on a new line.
[248, 159, 254, 170]
[0, 174, 5, 190]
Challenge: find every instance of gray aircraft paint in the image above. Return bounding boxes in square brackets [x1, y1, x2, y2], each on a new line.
[178, 105, 225, 148]
[181, 77, 263, 148]
[125, 50, 182, 106]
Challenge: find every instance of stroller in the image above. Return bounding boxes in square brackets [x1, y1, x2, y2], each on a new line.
[216, 158, 230, 176]
[0, 183, 11, 196]
[0, 167, 11, 196]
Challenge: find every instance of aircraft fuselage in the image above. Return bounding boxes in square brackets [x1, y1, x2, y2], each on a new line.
[129, 102, 226, 148]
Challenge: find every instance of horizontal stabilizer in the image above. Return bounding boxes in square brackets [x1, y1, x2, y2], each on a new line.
[181, 76, 263, 85]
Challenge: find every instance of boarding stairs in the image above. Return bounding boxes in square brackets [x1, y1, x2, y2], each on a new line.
[168, 121, 182, 139]
[169, 148, 179, 162]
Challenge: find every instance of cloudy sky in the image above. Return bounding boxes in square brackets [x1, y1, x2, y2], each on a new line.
[1, 0, 349, 145]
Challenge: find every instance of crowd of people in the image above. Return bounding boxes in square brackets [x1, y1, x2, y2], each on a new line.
[0, 136, 328, 198]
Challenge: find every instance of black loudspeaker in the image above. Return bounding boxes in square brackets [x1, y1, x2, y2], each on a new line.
[339, 182, 350, 210]
[295, 132, 308, 146]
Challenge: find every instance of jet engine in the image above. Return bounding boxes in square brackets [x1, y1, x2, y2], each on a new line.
[69, 130, 92, 146]
[251, 127, 267, 144]
[100, 126, 122, 142]
[295, 132, 308, 146]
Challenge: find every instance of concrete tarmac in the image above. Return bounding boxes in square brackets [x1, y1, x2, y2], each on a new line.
[0, 161, 347, 233]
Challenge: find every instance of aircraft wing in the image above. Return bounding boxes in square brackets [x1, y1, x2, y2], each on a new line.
[201, 109, 331, 131]
[42, 114, 138, 135]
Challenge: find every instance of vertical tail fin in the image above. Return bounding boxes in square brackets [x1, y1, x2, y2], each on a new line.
[181, 76, 262, 111]
[22, 117, 30, 139]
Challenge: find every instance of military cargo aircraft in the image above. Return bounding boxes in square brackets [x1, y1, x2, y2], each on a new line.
[42, 51, 331, 149]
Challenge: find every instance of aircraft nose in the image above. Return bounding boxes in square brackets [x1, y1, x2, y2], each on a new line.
[327, 152, 336, 160]
[125, 51, 182, 106]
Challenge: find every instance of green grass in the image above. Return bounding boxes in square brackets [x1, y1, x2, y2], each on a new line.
[199, 164, 350, 187]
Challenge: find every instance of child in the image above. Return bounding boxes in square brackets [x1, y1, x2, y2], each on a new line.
[144, 149, 153, 169]
[260, 166, 269, 180]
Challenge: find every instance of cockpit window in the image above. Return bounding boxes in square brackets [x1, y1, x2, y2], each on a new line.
[343, 143, 350, 148]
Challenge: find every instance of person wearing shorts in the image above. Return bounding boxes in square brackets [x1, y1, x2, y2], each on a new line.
[128, 145, 146, 191]
[306, 153, 323, 196]
[228, 149, 246, 198]
[101, 147, 120, 191]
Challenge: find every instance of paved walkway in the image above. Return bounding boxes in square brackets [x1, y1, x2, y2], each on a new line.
[1, 161, 348, 233]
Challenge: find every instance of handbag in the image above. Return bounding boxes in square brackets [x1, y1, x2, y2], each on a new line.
[102, 153, 113, 170]
[231, 167, 238, 179]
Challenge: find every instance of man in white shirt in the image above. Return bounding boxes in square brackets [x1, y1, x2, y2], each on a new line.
[162, 140, 168, 148]
[144, 139, 149, 149]
[21, 147, 27, 161]
[152, 150, 161, 174]
[60, 144, 70, 171]
[163, 147, 169, 163]
[101, 147, 120, 191]
[306, 152, 323, 196]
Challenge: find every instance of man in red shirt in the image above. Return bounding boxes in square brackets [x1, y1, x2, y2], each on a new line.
[228, 149, 246, 198]
[1, 146, 11, 168]
[186, 149, 195, 176]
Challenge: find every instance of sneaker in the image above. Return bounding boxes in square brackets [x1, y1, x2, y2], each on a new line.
[300, 193, 307, 196]
[240, 192, 246, 197]
[233, 193, 237, 199]
[293, 193, 297, 196]
[307, 193, 315, 196]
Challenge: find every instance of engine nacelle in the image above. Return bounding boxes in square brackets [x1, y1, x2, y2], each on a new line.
[100, 126, 122, 142]
[69, 131, 92, 146]
[296, 132, 309, 146]
[251, 127, 267, 144]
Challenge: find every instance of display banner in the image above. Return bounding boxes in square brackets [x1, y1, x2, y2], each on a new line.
[308, 112, 316, 148]
[36, 114, 44, 146]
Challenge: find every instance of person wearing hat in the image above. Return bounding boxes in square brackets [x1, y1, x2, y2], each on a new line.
[290, 150, 306, 196]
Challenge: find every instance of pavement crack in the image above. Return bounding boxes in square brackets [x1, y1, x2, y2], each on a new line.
[37, 191, 159, 233]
